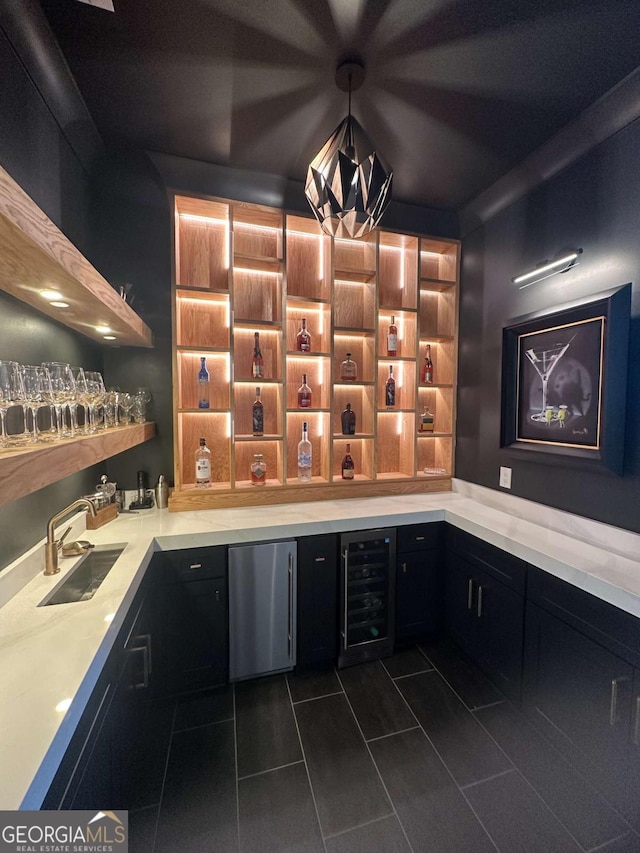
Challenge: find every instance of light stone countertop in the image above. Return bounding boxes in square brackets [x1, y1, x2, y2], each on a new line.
[2, 480, 640, 810]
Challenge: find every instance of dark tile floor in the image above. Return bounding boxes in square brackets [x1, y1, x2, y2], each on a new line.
[128, 640, 640, 853]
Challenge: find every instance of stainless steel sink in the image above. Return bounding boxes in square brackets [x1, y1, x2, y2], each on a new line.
[39, 545, 126, 606]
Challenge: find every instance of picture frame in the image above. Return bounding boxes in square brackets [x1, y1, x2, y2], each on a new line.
[501, 284, 631, 473]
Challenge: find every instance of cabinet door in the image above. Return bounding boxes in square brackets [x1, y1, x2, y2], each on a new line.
[524, 603, 632, 800]
[396, 550, 440, 640]
[166, 577, 228, 691]
[444, 552, 477, 657]
[474, 569, 524, 702]
[66, 683, 118, 810]
[626, 669, 640, 830]
[297, 534, 337, 667]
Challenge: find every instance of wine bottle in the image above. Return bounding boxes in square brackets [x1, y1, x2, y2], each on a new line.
[197, 357, 210, 409]
[195, 437, 211, 488]
[296, 317, 311, 352]
[422, 344, 434, 384]
[341, 402, 356, 435]
[340, 352, 357, 381]
[387, 316, 398, 357]
[341, 443, 355, 480]
[385, 365, 396, 407]
[251, 453, 266, 485]
[252, 332, 264, 379]
[252, 386, 264, 436]
[297, 373, 312, 408]
[297, 421, 312, 482]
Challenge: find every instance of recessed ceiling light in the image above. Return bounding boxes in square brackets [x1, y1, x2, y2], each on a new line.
[50, 301, 69, 308]
[103, 335, 117, 341]
[55, 698, 72, 713]
[95, 325, 111, 334]
[40, 290, 63, 301]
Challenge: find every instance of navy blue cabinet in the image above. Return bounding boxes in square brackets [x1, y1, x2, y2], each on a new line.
[296, 534, 338, 668]
[395, 522, 444, 642]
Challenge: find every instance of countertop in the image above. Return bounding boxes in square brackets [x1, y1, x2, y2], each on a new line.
[2, 481, 640, 810]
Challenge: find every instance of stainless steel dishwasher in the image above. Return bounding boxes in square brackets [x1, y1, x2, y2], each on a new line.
[228, 540, 297, 681]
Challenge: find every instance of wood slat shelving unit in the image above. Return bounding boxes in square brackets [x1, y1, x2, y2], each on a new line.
[170, 195, 460, 511]
[0, 422, 155, 508]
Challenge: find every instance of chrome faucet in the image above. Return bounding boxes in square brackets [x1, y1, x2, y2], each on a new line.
[44, 498, 97, 575]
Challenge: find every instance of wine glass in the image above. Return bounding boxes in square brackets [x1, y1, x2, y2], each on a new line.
[0, 361, 24, 448]
[43, 362, 75, 438]
[70, 366, 89, 434]
[21, 365, 52, 443]
[119, 392, 134, 425]
[134, 387, 151, 423]
[85, 371, 106, 432]
[108, 386, 121, 427]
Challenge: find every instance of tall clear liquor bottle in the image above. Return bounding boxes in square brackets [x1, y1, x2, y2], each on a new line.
[197, 357, 210, 409]
[195, 437, 211, 488]
[421, 344, 434, 384]
[387, 316, 398, 356]
[296, 318, 311, 352]
[252, 387, 264, 436]
[385, 365, 396, 408]
[252, 332, 264, 378]
[297, 421, 312, 482]
[341, 402, 356, 435]
[341, 443, 355, 480]
[297, 373, 312, 408]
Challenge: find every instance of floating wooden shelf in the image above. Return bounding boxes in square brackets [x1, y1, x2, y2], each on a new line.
[0, 165, 153, 348]
[0, 422, 155, 508]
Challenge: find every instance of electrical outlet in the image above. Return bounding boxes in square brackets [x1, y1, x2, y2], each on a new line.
[499, 466, 512, 489]
[124, 489, 138, 506]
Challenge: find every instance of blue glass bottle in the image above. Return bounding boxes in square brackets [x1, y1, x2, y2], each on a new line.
[198, 357, 210, 409]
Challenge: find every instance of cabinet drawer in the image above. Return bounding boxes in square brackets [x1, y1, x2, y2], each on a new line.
[528, 565, 640, 668]
[398, 522, 444, 553]
[447, 526, 527, 594]
[162, 546, 226, 583]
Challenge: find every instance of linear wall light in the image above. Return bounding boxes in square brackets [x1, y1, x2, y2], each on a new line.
[512, 249, 583, 288]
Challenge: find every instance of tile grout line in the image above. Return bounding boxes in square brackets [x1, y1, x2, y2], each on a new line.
[237, 759, 305, 781]
[322, 812, 397, 842]
[586, 830, 637, 852]
[285, 674, 329, 853]
[384, 660, 502, 853]
[333, 665, 418, 853]
[292, 689, 345, 705]
[232, 682, 241, 853]
[470, 699, 507, 712]
[150, 698, 178, 853]
[366, 725, 421, 743]
[173, 715, 235, 735]
[389, 667, 436, 680]
[459, 768, 516, 790]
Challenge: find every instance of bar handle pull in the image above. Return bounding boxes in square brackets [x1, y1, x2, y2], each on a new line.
[343, 549, 349, 650]
[634, 696, 640, 746]
[477, 586, 483, 619]
[288, 553, 293, 659]
[402, 562, 407, 573]
[467, 578, 474, 611]
[415, 536, 425, 541]
[609, 676, 629, 726]
[129, 644, 149, 690]
[314, 556, 326, 562]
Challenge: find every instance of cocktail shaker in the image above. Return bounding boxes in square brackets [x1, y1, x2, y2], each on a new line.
[155, 474, 169, 509]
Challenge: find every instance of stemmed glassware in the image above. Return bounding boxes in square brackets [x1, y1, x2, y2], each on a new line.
[119, 392, 134, 425]
[0, 361, 24, 448]
[71, 367, 90, 434]
[43, 362, 76, 438]
[21, 365, 52, 443]
[85, 371, 106, 433]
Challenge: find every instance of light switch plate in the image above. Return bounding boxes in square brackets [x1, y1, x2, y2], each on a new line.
[499, 466, 512, 489]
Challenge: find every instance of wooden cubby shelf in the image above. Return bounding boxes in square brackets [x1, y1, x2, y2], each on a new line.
[170, 194, 459, 510]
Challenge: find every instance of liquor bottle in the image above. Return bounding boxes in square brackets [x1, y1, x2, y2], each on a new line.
[341, 443, 355, 480]
[251, 453, 266, 485]
[422, 344, 434, 384]
[385, 365, 396, 407]
[340, 352, 357, 381]
[419, 406, 435, 432]
[297, 373, 312, 408]
[252, 387, 264, 436]
[252, 332, 264, 379]
[341, 402, 356, 435]
[387, 316, 398, 357]
[296, 317, 311, 352]
[195, 437, 211, 488]
[197, 357, 210, 409]
[297, 421, 312, 482]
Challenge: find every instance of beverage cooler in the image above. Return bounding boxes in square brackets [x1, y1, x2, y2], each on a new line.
[338, 529, 396, 668]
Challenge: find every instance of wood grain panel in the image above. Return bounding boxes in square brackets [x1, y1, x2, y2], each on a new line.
[285, 302, 331, 353]
[178, 352, 230, 409]
[286, 357, 330, 409]
[377, 412, 415, 477]
[420, 239, 459, 282]
[334, 282, 376, 329]
[176, 295, 229, 348]
[332, 333, 375, 382]
[286, 229, 331, 301]
[0, 423, 155, 508]
[419, 290, 457, 338]
[332, 438, 374, 480]
[233, 216, 283, 259]
[417, 436, 452, 476]
[376, 361, 416, 410]
[0, 165, 152, 347]
[233, 270, 282, 322]
[178, 413, 230, 487]
[377, 310, 417, 360]
[286, 413, 330, 480]
[234, 439, 283, 487]
[334, 234, 376, 272]
[417, 387, 454, 434]
[379, 235, 418, 310]
[233, 327, 282, 380]
[233, 383, 282, 437]
[419, 340, 455, 386]
[177, 217, 228, 290]
[332, 385, 375, 436]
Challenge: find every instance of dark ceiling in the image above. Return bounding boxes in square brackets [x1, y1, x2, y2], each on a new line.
[39, 0, 640, 211]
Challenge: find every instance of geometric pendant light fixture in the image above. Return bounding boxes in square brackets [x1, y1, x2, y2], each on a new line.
[305, 59, 393, 240]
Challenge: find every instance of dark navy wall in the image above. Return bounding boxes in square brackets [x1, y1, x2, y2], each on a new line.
[458, 118, 640, 532]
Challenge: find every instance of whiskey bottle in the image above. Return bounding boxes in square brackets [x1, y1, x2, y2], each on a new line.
[341, 402, 356, 435]
[297, 421, 312, 482]
[387, 316, 398, 357]
[296, 318, 311, 352]
[340, 352, 357, 381]
[419, 406, 435, 432]
[251, 453, 266, 485]
[252, 332, 264, 379]
[385, 365, 396, 408]
[195, 437, 211, 488]
[341, 443, 355, 480]
[297, 373, 312, 408]
[422, 344, 434, 384]
[252, 387, 264, 436]
[197, 357, 210, 409]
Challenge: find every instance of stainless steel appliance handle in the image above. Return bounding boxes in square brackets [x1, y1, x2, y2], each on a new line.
[467, 578, 474, 610]
[129, 644, 149, 689]
[288, 553, 293, 659]
[609, 676, 628, 726]
[634, 696, 640, 746]
[477, 585, 483, 618]
[343, 549, 349, 650]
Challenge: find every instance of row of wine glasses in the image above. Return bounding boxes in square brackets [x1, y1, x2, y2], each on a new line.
[0, 360, 151, 449]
